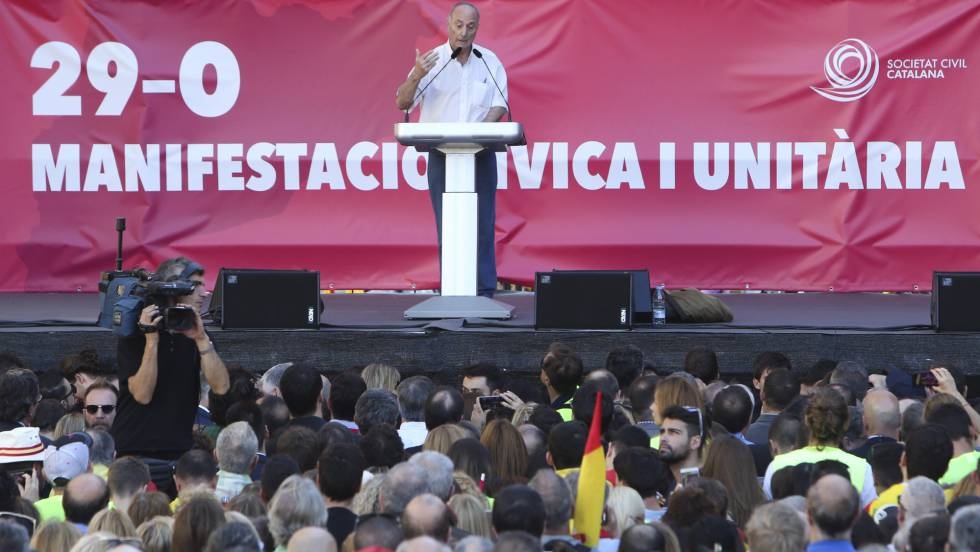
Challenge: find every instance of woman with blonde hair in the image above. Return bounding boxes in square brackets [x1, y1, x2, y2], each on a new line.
[361, 363, 401, 392]
[480, 420, 528, 496]
[53, 412, 85, 440]
[448, 493, 492, 538]
[88, 507, 138, 538]
[31, 520, 82, 552]
[604, 486, 646, 538]
[423, 423, 468, 455]
[136, 516, 173, 552]
[352, 473, 386, 515]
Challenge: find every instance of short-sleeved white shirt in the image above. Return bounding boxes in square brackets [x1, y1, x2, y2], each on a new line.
[411, 42, 508, 123]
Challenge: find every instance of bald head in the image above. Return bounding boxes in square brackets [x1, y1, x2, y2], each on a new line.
[807, 474, 859, 540]
[402, 493, 451, 542]
[449, 1, 480, 21]
[862, 389, 900, 438]
[64, 473, 110, 525]
[528, 469, 572, 531]
[445, 2, 480, 56]
[288, 527, 337, 552]
[396, 535, 452, 552]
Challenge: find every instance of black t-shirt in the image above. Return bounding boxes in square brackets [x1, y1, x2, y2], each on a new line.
[111, 331, 202, 458]
[326, 506, 358, 546]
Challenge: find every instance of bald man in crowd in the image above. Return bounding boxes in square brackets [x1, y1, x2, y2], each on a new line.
[848, 389, 900, 460]
[806, 474, 860, 552]
[287, 527, 337, 552]
[402, 493, 452, 543]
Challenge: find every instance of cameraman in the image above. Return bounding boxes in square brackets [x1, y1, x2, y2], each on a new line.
[111, 257, 229, 497]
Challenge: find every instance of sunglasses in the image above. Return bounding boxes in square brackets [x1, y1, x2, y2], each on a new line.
[84, 404, 116, 414]
[681, 405, 704, 437]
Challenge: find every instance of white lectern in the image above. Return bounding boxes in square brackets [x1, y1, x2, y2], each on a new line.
[395, 122, 524, 319]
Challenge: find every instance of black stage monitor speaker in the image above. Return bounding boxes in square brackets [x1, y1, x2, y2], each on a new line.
[629, 269, 653, 325]
[217, 269, 321, 330]
[932, 272, 980, 331]
[535, 270, 633, 330]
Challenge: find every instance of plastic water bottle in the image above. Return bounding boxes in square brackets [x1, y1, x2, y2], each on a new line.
[652, 283, 667, 326]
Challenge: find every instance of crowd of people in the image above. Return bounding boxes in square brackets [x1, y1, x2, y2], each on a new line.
[1, 340, 979, 552]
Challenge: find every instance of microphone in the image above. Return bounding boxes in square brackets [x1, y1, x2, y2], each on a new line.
[472, 48, 512, 122]
[404, 47, 462, 122]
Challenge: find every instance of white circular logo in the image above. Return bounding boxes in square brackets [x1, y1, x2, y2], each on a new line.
[811, 38, 879, 102]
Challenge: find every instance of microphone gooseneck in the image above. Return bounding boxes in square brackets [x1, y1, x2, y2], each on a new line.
[472, 48, 512, 122]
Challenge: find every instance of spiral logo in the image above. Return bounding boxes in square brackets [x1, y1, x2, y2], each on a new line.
[811, 38, 879, 102]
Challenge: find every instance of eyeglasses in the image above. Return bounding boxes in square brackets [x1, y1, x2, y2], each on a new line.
[681, 405, 704, 437]
[84, 404, 116, 414]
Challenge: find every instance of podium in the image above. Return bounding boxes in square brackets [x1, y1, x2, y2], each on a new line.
[395, 122, 524, 319]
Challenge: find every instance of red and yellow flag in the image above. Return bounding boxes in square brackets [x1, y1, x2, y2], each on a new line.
[573, 391, 605, 547]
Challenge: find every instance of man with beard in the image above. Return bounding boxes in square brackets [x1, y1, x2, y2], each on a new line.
[81, 379, 117, 431]
[658, 405, 705, 490]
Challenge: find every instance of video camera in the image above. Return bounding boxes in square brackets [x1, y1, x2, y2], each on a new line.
[96, 219, 204, 336]
[98, 265, 202, 337]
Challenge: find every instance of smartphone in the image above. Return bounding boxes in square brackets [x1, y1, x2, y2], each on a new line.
[478, 395, 505, 410]
[680, 467, 700, 486]
[165, 306, 197, 331]
[913, 371, 938, 387]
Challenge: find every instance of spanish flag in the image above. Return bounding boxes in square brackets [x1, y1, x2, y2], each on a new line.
[573, 391, 604, 547]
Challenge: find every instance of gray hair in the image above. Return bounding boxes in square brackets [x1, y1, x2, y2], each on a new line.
[354, 389, 401, 435]
[892, 476, 949, 551]
[902, 476, 946, 521]
[528, 469, 572, 530]
[203, 521, 263, 552]
[216, 421, 259, 474]
[453, 535, 493, 552]
[949, 504, 980, 552]
[86, 429, 116, 466]
[381, 462, 430, 514]
[397, 376, 436, 422]
[745, 502, 807, 552]
[408, 451, 454, 501]
[268, 474, 328, 547]
[258, 362, 293, 396]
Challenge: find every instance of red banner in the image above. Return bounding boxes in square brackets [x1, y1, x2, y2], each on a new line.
[2, 0, 979, 292]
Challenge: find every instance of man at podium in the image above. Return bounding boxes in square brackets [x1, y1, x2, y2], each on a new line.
[395, 1, 509, 298]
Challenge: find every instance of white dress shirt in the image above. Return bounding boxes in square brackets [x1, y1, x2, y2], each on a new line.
[412, 42, 508, 123]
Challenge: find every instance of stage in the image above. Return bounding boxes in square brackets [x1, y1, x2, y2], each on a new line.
[1, 291, 979, 385]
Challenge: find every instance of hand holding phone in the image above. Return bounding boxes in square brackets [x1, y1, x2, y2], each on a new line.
[913, 371, 938, 387]
[680, 467, 700, 487]
[478, 395, 505, 410]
